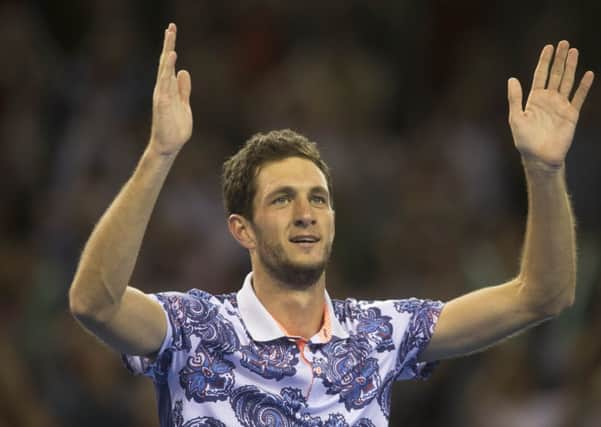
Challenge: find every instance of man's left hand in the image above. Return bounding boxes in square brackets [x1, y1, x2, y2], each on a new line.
[508, 41, 594, 170]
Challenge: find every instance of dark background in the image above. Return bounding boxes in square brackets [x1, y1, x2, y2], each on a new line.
[1, 1, 600, 426]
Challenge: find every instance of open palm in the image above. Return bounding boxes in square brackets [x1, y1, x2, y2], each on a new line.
[508, 41, 594, 168]
[150, 23, 193, 155]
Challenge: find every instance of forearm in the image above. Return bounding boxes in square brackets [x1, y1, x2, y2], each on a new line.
[424, 158, 577, 361]
[69, 143, 177, 319]
[518, 157, 576, 315]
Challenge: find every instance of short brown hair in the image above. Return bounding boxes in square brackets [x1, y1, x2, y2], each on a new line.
[222, 129, 333, 220]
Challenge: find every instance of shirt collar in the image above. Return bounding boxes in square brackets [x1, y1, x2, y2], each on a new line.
[237, 272, 349, 342]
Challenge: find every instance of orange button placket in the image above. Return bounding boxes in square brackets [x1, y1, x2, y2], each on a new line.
[272, 303, 333, 400]
[295, 338, 315, 399]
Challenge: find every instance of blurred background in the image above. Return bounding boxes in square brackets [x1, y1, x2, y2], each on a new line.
[2, 0, 600, 426]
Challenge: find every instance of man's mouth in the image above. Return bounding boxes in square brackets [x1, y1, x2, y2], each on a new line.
[289, 235, 320, 244]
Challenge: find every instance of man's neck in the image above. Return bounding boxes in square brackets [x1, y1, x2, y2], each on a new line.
[251, 268, 326, 340]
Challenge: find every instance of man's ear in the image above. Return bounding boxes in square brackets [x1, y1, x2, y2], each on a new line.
[332, 209, 335, 237]
[227, 214, 256, 250]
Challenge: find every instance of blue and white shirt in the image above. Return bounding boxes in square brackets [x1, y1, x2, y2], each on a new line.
[123, 273, 444, 426]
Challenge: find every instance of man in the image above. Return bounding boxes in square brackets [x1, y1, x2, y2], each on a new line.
[69, 23, 594, 426]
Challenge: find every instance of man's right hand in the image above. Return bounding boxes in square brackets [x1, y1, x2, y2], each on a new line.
[69, 23, 193, 357]
[150, 23, 193, 156]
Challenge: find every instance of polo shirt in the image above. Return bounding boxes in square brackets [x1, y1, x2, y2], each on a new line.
[123, 273, 444, 426]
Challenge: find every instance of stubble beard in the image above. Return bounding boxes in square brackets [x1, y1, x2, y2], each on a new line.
[256, 234, 332, 290]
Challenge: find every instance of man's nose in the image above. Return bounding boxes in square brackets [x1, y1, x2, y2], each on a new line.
[293, 199, 316, 227]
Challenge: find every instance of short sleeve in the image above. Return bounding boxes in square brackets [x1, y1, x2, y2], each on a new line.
[122, 289, 215, 380]
[121, 293, 176, 380]
[393, 298, 444, 381]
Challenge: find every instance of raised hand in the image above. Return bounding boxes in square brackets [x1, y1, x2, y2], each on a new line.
[150, 23, 193, 156]
[508, 41, 594, 169]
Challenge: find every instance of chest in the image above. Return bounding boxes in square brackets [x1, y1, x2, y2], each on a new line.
[169, 335, 394, 414]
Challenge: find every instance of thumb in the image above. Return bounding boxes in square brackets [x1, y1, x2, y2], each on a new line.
[177, 69, 192, 103]
[507, 77, 523, 118]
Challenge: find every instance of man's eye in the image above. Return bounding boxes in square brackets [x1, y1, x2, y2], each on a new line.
[311, 196, 327, 204]
[273, 196, 290, 205]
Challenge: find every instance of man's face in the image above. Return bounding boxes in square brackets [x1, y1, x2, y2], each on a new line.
[249, 156, 335, 288]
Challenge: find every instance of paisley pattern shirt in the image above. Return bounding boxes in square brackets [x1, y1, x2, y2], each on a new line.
[123, 273, 444, 427]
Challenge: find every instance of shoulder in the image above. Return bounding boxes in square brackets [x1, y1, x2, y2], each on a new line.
[331, 296, 444, 340]
[392, 297, 444, 316]
[154, 289, 239, 318]
[152, 289, 243, 354]
[153, 289, 240, 341]
[332, 297, 434, 322]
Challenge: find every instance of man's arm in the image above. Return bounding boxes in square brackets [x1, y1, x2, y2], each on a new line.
[68, 23, 192, 356]
[422, 41, 594, 362]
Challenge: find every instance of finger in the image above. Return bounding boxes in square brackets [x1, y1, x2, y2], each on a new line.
[177, 70, 192, 103]
[559, 49, 579, 97]
[156, 23, 177, 82]
[547, 40, 570, 91]
[531, 45, 554, 91]
[507, 77, 523, 118]
[155, 28, 169, 82]
[165, 22, 177, 53]
[159, 51, 178, 96]
[571, 70, 595, 112]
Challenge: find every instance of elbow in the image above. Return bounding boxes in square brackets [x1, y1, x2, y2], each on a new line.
[68, 285, 94, 322]
[536, 287, 575, 318]
[519, 275, 576, 319]
[547, 291, 575, 317]
[68, 283, 117, 325]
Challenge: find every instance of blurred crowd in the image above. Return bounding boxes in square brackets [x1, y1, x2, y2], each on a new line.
[1, 1, 600, 426]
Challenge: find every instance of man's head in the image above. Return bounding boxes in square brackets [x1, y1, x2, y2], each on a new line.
[222, 129, 333, 221]
[223, 129, 335, 288]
